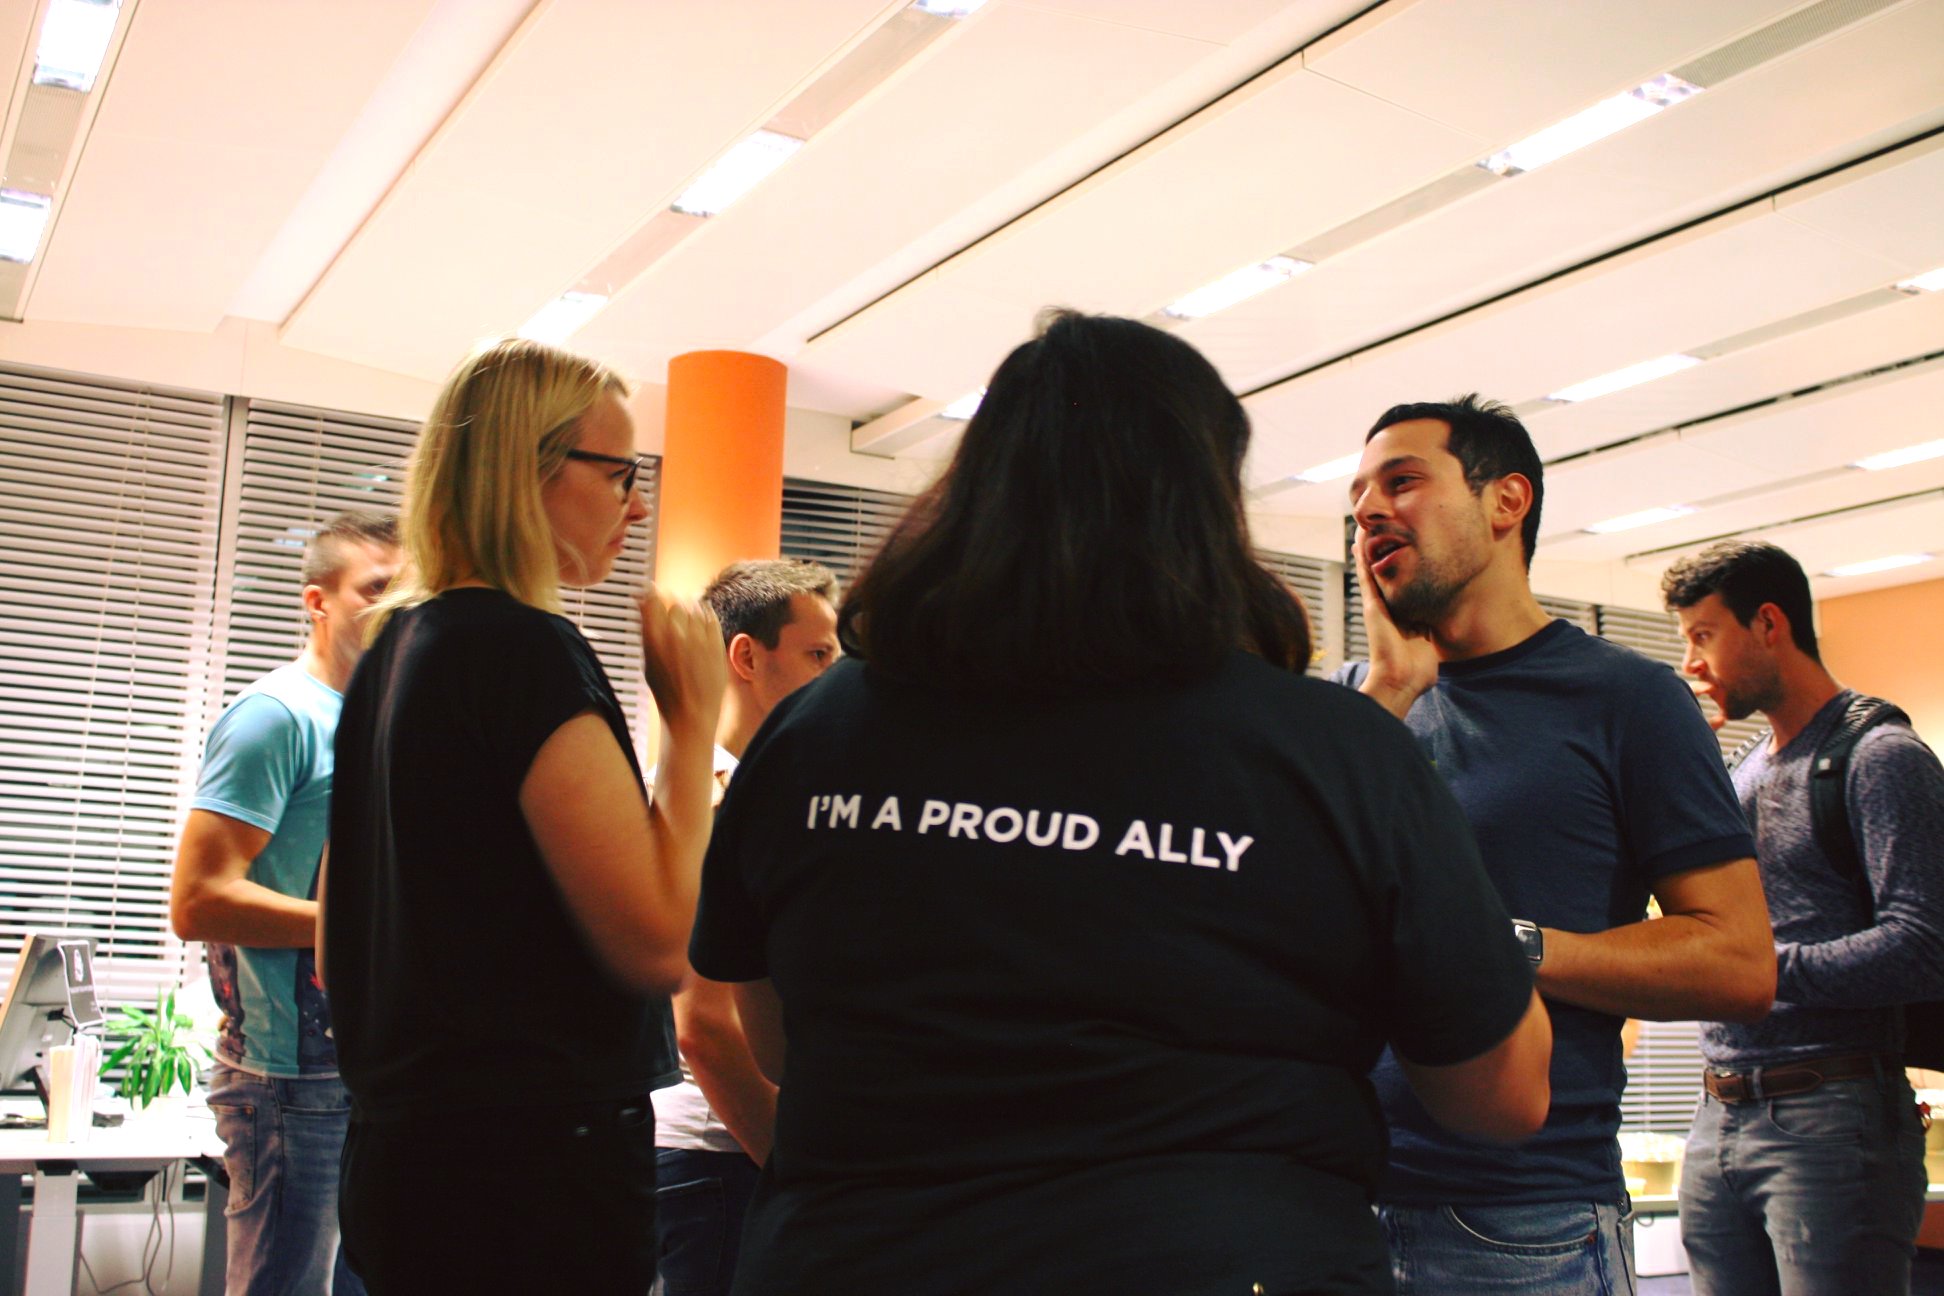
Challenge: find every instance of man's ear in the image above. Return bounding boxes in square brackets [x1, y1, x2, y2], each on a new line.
[1755, 602, 1790, 649]
[727, 632, 760, 684]
[301, 584, 326, 622]
[1490, 473, 1534, 542]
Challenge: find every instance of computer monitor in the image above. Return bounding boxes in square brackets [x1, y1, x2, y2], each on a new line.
[0, 932, 103, 1098]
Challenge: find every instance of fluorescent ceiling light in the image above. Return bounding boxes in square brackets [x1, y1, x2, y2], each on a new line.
[1825, 553, 1933, 578]
[34, 0, 121, 93]
[0, 190, 53, 263]
[671, 130, 804, 217]
[1853, 438, 1944, 472]
[1293, 452, 1361, 484]
[1162, 256, 1312, 321]
[516, 291, 608, 345]
[1893, 266, 1944, 294]
[1547, 353, 1701, 403]
[911, 0, 988, 14]
[1583, 504, 1695, 535]
[1480, 73, 1702, 177]
[939, 389, 984, 421]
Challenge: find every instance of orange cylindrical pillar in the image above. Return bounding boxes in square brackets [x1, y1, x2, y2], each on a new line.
[656, 350, 787, 597]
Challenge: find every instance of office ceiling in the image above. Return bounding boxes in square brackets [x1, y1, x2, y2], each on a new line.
[2, 0, 1942, 602]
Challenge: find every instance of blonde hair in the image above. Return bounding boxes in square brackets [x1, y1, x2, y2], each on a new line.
[367, 337, 628, 640]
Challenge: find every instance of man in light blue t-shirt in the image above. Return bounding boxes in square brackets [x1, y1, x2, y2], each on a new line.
[172, 512, 397, 1296]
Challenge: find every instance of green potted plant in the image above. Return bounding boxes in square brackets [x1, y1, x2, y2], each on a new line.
[99, 987, 211, 1110]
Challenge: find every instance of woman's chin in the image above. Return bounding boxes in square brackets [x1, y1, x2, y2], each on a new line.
[557, 556, 614, 590]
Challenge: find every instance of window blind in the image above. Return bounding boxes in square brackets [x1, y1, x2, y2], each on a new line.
[0, 362, 224, 1004]
[224, 400, 660, 729]
[1256, 550, 1341, 676]
[779, 477, 911, 586]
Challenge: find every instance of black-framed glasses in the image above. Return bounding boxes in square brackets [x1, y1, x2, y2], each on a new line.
[563, 449, 647, 499]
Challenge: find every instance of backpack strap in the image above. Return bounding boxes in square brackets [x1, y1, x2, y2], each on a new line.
[1809, 694, 1909, 883]
[1723, 726, 1770, 836]
[1724, 728, 1769, 776]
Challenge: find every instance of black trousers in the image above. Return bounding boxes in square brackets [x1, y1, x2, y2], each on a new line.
[339, 1095, 658, 1295]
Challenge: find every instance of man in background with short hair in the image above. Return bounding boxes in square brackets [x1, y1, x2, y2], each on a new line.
[654, 558, 839, 1296]
[1663, 539, 1942, 1296]
[1337, 395, 1772, 1294]
[171, 510, 397, 1296]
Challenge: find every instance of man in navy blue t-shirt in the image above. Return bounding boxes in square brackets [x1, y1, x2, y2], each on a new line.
[1334, 395, 1773, 1295]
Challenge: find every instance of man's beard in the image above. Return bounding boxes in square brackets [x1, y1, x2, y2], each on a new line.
[1718, 664, 1785, 722]
[1382, 552, 1476, 635]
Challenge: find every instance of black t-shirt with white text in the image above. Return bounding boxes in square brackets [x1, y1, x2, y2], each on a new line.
[692, 652, 1532, 1294]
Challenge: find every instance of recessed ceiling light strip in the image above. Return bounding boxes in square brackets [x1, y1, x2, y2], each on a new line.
[0, 0, 137, 321]
[1825, 553, 1933, 577]
[1622, 484, 1944, 563]
[520, 0, 983, 342]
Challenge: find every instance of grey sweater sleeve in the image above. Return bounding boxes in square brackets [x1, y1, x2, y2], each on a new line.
[1775, 726, 1944, 1008]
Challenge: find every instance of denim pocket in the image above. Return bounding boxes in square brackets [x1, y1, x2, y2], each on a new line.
[1766, 1084, 1867, 1143]
[1442, 1201, 1600, 1255]
[208, 1102, 257, 1211]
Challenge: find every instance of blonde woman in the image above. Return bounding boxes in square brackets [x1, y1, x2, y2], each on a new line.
[320, 339, 725, 1294]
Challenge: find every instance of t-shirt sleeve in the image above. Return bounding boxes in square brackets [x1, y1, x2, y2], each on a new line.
[689, 750, 769, 983]
[192, 693, 304, 833]
[482, 616, 624, 796]
[1614, 663, 1756, 881]
[688, 682, 825, 983]
[1375, 726, 1535, 1066]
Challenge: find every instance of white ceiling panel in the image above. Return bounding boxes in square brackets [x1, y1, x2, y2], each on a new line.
[804, 63, 1485, 397]
[0, 4, 38, 102]
[1524, 287, 1944, 460]
[1242, 204, 1907, 486]
[1192, 0, 1944, 393]
[1777, 129, 1944, 268]
[1304, 0, 1800, 143]
[575, 0, 1225, 383]
[1542, 438, 1782, 538]
[1683, 356, 1944, 474]
[1013, 0, 1310, 44]
[280, 0, 893, 378]
[1626, 493, 1944, 598]
[28, 0, 439, 331]
[1543, 449, 1944, 563]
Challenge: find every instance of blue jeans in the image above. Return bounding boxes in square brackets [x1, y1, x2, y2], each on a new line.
[207, 1062, 364, 1296]
[1679, 1072, 1928, 1295]
[1379, 1198, 1636, 1294]
[654, 1147, 761, 1296]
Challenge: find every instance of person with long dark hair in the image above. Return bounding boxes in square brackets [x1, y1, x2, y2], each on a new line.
[689, 311, 1552, 1294]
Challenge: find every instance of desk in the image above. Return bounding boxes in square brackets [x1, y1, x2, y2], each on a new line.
[0, 1099, 224, 1296]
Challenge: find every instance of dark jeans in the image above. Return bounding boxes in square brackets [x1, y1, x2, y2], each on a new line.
[654, 1147, 761, 1296]
[339, 1096, 658, 1295]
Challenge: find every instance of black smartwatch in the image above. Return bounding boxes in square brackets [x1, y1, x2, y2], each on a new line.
[1511, 918, 1544, 966]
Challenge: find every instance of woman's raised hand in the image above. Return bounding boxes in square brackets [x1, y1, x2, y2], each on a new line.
[637, 584, 727, 737]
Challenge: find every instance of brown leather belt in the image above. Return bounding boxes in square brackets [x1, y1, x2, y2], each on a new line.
[1703, 1052, 1889, 1103]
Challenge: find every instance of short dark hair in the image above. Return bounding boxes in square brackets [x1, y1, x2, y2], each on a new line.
[1660, 540, 1819, 660]
[701, 559, 839, 648]
[839, 309, 1311, 698]
[301, 511, 398, 589]
[1367, 394, 1544, 566]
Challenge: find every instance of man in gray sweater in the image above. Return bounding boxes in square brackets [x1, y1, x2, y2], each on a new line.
[1664, 540, 1943, 1296]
